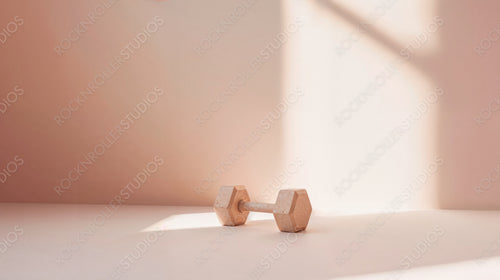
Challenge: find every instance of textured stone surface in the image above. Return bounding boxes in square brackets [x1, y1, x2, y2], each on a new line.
[273, 189, 312, 232]
[213, 185, 250, 226]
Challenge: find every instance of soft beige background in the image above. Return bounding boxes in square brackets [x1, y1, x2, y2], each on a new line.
[1, 0, 500, 211]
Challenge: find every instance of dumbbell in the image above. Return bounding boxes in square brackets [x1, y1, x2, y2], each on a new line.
[213, 185, 312, 232]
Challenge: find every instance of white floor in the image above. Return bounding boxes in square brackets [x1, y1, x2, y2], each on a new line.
[1, 203, 500, 279]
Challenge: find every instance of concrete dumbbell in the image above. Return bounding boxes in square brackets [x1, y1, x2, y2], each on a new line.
[213, 185, 312, 232]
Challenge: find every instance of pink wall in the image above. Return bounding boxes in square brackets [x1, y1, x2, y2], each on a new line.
[1, 0, 500, 210]
[282, 0, 500, 211]
[0, 0, 285, 205]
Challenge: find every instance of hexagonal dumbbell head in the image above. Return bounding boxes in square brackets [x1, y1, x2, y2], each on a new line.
[213, 185, 250, 226]
[273, 189, 312, 232]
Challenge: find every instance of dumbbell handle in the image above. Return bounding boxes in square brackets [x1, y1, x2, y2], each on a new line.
[239, 200, 274, 213]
